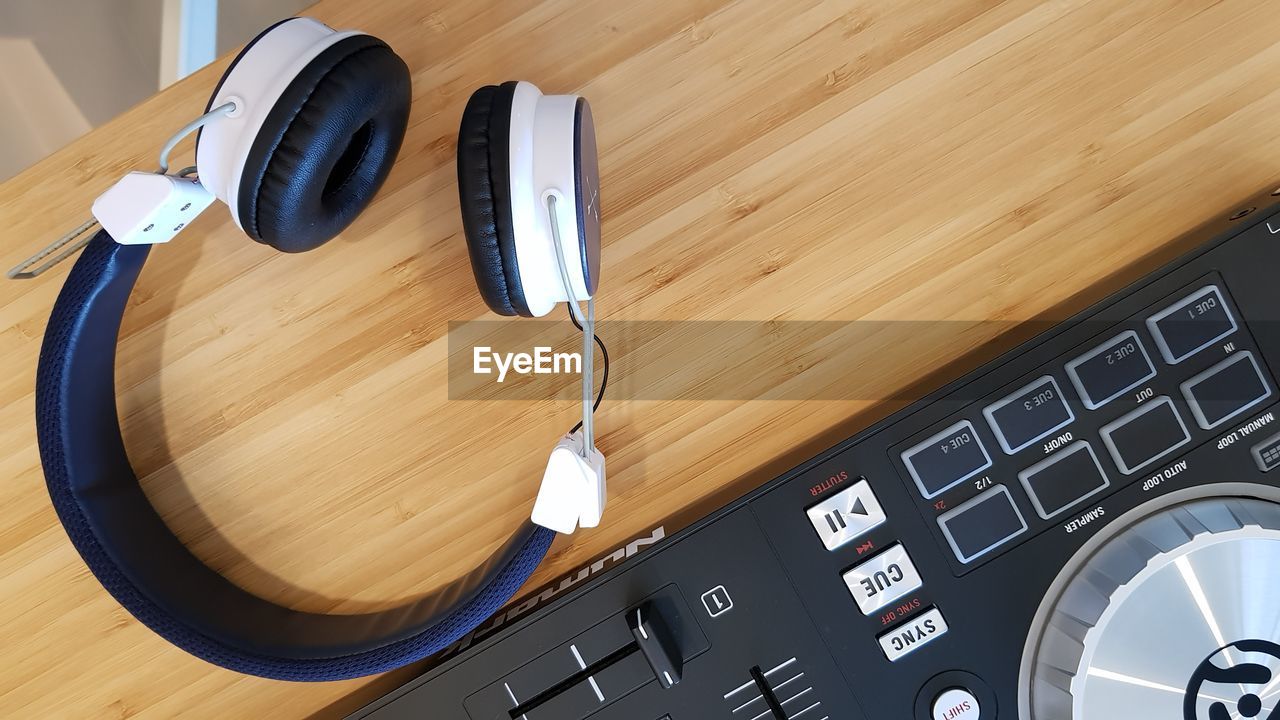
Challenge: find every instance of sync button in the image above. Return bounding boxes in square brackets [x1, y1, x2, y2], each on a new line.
[878, 608, 948, 662]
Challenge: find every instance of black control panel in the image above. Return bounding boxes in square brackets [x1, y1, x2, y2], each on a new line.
[351, 194, 1280, 720]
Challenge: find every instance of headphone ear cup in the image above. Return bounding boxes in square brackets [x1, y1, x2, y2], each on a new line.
[456, 81, 532, 317]
[237, 35, 410, 253]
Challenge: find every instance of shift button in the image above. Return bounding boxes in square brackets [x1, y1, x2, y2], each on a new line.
[932, 688, 981, 720]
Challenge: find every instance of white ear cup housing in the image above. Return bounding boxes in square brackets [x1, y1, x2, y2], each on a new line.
[507, 81, 601, 318]
[195, 18, 361, 228]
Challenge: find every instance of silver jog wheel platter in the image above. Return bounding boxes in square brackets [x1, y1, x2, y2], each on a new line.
[1024, 496, 1280, 720]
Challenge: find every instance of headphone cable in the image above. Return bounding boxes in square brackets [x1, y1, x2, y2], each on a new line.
[568, 305, 608, 436]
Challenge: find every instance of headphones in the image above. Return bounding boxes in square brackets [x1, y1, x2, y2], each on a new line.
[195, 17, 410, 253]
[458, 80, 602, 317]
[31, 18, 605, 681]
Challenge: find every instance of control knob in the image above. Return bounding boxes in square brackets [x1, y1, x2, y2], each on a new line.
[1024, 496, 1280, 720]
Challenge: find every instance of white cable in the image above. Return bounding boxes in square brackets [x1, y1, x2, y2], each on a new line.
[157, 101, 236, 174]
[546, 194, 595, 455]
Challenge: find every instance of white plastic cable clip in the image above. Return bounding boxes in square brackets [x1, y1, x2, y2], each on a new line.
[7, 102, 233, 279]
[531, 430, 607, 534]
[91, 172, 215, 246]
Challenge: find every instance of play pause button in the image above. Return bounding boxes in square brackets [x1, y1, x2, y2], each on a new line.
[806, 479, 888, 551]
[825, 496, 869, 532]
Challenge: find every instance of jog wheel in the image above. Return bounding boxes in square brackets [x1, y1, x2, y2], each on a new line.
[1024, 495, 1280, 720]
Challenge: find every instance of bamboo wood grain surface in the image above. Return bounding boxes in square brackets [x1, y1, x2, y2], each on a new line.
[3, 0, 1280, 717]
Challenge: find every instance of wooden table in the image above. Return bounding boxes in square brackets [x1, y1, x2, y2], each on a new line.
[3, 0, 1279, 717]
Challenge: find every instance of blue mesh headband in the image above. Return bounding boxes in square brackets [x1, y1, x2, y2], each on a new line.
[34, 232, 555, 681]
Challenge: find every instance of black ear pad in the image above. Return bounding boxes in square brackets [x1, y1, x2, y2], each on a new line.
[456, 81, 532, 317]
[236, 34, 411, 253]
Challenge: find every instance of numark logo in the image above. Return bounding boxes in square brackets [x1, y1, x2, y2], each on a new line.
[435, 526, 667, 661]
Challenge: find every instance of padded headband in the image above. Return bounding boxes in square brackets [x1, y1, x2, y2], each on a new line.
[35, 233, 555, 681]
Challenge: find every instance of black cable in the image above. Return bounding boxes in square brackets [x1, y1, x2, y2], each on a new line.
[568, 305, 608, 435]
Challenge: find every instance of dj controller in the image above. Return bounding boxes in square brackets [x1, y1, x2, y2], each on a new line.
[352, 191, 1280, 720]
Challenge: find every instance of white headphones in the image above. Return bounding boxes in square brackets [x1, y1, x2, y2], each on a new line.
[196, 18, 377, 233]
[22, 17, 609, 681]
[457, 80, 600, 316]
[456, 80, 608, 533]
[507, 81, 602, 314]
[73, 17, 411, 259]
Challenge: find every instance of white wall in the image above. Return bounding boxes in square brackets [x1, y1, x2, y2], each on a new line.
[0, 0, 162, 127]
[0, 0, 315, 181]
[217, 0, 313, 55]
[0, 38, 92, 178]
